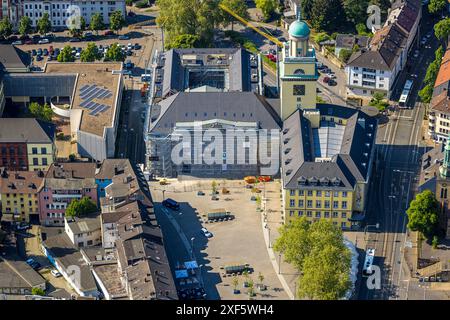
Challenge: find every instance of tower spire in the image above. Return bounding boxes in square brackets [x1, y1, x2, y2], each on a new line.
[440, 133, 450, 178]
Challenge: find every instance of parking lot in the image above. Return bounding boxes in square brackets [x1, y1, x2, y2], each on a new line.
[150, 179, 289, 300]
[20, 226, 77, 297]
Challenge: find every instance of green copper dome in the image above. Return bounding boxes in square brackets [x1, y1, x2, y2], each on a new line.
[288, 20, 310, 38]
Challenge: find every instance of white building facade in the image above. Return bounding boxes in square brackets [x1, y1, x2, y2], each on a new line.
[22, 0, 125, 28]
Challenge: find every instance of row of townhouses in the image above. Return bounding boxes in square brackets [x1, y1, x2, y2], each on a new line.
[1, 0, 126, 28]
[345, 0, 422, 104]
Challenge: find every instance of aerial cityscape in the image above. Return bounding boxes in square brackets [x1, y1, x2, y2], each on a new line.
[0, 0, 449, 305]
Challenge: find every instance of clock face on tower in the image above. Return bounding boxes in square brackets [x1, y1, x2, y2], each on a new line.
[293, 85, 305, 96]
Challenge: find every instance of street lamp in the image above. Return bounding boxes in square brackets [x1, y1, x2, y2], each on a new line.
[162, 189, 166, 201]
[278, 252, 282, 274]
[364, 223, 380, 241]
[190, 237, 195, 260]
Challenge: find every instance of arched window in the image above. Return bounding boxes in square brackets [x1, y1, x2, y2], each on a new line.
[294, 69, 305, 75]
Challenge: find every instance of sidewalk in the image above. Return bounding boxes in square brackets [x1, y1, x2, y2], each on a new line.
[259, 180, 297, 300]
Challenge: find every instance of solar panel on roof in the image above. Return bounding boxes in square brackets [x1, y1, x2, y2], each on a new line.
[103, 93, 112, 99]
[79, 85, 90, 93]
[96, 91, 109, 99]
[80, 85, 97, 97]
[85, 101, 97, 109]
[90, 104, 103, 114]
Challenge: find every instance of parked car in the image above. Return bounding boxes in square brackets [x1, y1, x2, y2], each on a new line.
[197, 191, 205, 196]
[36, 55, 43, 61]
[128, 11, 136, 17]
[124, 60, 134, 69]
[12, 40, 22, 45]
[201, 228, 213, 238]
[266, 53, 276, 62]
[134, 43, 141, 50]
[31, 49, 37, 56]
[327, 73, 336, 79]
[75, 52, 81, 59]
[51, 269, 61, 278]
[43, 48, 48, 56]
[118, 35, 130, 40]
[16, 223, 31, 231]
[328, 79, 337, 86]
[24, 39, 34, 45]
[38, 38, 50, 44]
[104, 30, 115, 36]
[48, 55, 53, 61]
[69, 37, 81, 42]
[126, 50, 132, 56]
[127, 43, 133, 50]
[322, 76, 330, 83]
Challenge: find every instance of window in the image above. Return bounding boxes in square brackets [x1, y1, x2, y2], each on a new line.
[341, 222, 347, 228]
[307, 190, 313, 196]
[333, 191, 339, 197]
[342, 201, 347, 209]
[289, 210, 294, 216]
[324, 212, 330, 218]
[33, 158, 39, 166]
[293, 85, 306, 96]
[332, 212, 339, 218]
[306, 211, 312, 217]
[42, 158, 48, 166]
[290, 199, 295, 207]
[298, 211, 303, 217]
[342, 212, 347, 219]
[298, 200, 304, 207]
[316, 191, 321, 197]
[41, 148, 47, 154]
[315, 200, 321, 208]
[315, 212, 321, 218]
[32, 147, 38, 154]
[307, 200, 313, 208]
[299, 190, 304, 196]
[333, 201, 339, 209]
[342, 191, 347, 198]
[290, 190, 295, 196]
[324, 200, 330, 208]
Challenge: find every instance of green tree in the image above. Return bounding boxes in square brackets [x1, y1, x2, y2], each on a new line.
[110, 10, 126, 34]
[168, 34, 200, 49]
[69, 16, 86, 38]
[18, 16, 32, 37]
[57, 45, 75, 62]
[37, 12, 52, 35]
[429, 0, 447, 15]
[0, 17, 13, 39]
[31, 287, 45, 296]
[419, 84, 434, 103]
[406, 190, 439, 237]
[65, 197, 97, 218]
[339, 48, 352, 62]
[157, 0, 221, 48]
[369, 92, 389, 112]
[298, 243, 351, 300]
[220, 0, 248, 30]
[434, 18, 450, 45]
[432, 235, 439, 249]
[301, 0, 315, 20]
[80, 43, 101, 62]
[310, 0, 344, 32]
[104, 43, 125, 61]
[211, 180, 217, 194]
[274, 218, 351, 299]
[232, 276, 239, 292]
[90, 13, 105, 35]
[257, 272, 264, 288]
[254, 0, 277, 21]
[29, 102, 53, 122]
[342, 0, 369, 25]
[314, 32, 331, 44]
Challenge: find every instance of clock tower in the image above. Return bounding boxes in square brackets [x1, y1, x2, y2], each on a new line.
[279, 12, 318, 120]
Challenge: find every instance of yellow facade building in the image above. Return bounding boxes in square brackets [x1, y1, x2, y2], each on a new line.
[0, 170, 44, 223]
[27, 142, 56, 171]
[279, 15, 377, 229]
